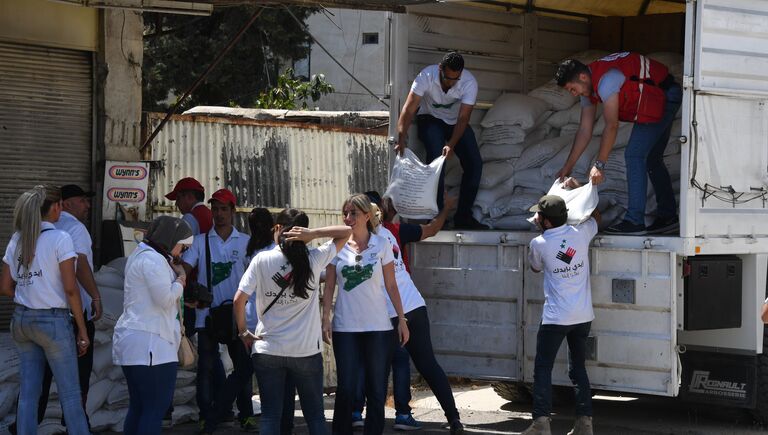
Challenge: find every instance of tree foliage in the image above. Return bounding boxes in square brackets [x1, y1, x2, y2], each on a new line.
[143, 5, 316, 112]
[253, 68, 334, 110]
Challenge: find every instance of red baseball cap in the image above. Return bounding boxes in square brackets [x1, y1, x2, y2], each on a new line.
[165, 177, 204, 200]
[208, 188, 237, 207]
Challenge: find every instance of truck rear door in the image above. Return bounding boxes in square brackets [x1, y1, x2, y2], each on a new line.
[409, 232, 527, 380]
[682, 0, 768, 239]
[523, 246, 681, 396]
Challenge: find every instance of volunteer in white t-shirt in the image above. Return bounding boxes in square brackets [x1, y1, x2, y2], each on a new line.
[15, 184, 103, 434]
[112, 215, 193, 435]
[1, 185, 90, 435]
[322, 194, 410, 435]
[234, 208, 351, 435]
[394, 51, 486, 229]
[523, 186, 600, 435]
[181, 189, 257, 433]
[350, 191, 464, 433]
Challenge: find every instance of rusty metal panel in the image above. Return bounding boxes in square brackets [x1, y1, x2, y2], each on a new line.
[148, 113, 389, 222]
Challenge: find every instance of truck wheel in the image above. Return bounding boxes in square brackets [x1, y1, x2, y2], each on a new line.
[492, 382, 532, 403]
[751, 326, 768, 423]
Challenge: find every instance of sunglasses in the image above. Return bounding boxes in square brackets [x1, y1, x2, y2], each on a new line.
[441, 71, 461, 81]
[354, 254, 363, 271]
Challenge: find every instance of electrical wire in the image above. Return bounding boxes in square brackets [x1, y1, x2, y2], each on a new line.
[282, 5, 389, 109]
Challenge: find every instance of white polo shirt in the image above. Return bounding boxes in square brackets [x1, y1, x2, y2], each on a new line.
[411, 64, 478, 125]
[182, 227, 249, 328]
[528, 219, 598, 326]
[330, 233, 395, 333]
[3, 222, 77, 310]
[55, 211, 94, 320]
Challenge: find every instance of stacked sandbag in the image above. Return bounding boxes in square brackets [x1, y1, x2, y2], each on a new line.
[469, 50, 683, 231]
[2, 257, 200, 433]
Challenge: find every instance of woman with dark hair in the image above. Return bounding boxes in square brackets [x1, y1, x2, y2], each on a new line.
[1, 185, 90, 434]
[112, 215, 193, 435]
[323, 194, 410, 435]
[234, 208, 351, 435]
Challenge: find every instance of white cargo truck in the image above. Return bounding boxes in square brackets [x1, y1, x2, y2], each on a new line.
[384, 0, 768, 419]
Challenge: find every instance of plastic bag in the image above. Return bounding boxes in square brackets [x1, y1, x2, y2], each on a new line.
[546, 180, 599, 225]
[385, 149, 446, 219]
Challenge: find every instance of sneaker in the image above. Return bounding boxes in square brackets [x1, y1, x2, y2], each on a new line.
[393, 413, 422, 431]
[454, 216, 490, 230]
[521, 416, 552, 435]
[161, 410, 173, 429]
[603, 220, 647, 236]
[647, 216, 679, 235]
[566, 416, 593, 435]
[240, 416, 259, 433]
[352, 411, 364, 429]
[449, 420, 465, 434]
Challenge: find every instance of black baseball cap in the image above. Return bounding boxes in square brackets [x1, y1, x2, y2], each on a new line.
[61, 184, 96, 200]
[529, 195, 568, 219]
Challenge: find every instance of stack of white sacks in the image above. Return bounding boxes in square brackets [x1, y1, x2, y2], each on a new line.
[0, 258, 210, 435]
[443, 50, 684, 230]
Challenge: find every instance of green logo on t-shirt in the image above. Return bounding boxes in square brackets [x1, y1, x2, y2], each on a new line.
[340, 264, 374, 292]
[431, 101, 456, 109]
[211, 261, 235, 287]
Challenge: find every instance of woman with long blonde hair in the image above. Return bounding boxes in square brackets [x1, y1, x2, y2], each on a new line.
[0, 185, 90, 434]
[323, 193, 410, 435]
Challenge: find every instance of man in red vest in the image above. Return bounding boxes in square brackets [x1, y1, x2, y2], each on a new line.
[166, 177, 213, 235]
[554, 52, 682, 236]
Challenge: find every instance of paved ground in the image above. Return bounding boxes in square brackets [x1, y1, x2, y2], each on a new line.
[154, 381, 768, 435]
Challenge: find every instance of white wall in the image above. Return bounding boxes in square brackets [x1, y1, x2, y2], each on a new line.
[306, 8, 389, 111]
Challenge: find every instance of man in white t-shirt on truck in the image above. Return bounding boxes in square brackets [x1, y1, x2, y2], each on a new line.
[523, 187, 600, 435]
[394, 51, 487, 229]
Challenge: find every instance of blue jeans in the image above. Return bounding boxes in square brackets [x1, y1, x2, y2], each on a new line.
[624, 82, 683, 225]
[11, 306, 90, 435]
[122, 362, 177, 435]
[195, 328, 227, 422]
[253, 353, 327, 435]
[417, 114, 482, 223]
[532, 322, 592, 419]
[354, 307, 460, 423]
[332, 330, 394, 435]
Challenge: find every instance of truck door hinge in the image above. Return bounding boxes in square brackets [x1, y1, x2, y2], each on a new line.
[682, 261, 691, 278]
[683, 75, 694, 88]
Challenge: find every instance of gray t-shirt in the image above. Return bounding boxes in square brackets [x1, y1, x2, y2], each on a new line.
[239, 241, 337, 357]
[580, 68, 626, 107]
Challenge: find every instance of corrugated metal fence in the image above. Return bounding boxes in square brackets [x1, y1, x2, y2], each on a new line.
[147, 112, 390, 229]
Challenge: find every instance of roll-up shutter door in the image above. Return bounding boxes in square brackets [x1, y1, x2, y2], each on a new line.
[0, 41, 93, 330]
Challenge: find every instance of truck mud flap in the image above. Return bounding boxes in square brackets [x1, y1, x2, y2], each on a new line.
[679, 350, 756, 408]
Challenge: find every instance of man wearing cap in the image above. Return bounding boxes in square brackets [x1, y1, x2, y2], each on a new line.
[553, 53, 681, 236]
[10, 184, 103, 433]
[164, 177, 216, 428]
[166, 177, 213, 235]
[181, 189, 257, 433]
[523, 184, 599, 435]
[393, 51, 487, 230]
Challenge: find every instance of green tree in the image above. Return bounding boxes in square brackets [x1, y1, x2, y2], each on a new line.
[253, 68, 334, 110]
[143, 5, 316, 112]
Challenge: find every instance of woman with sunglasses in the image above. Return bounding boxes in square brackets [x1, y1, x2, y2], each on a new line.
[112, 216, 193, 435]
[323, 193, 410, 435]
[1, 185, 90, 434]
